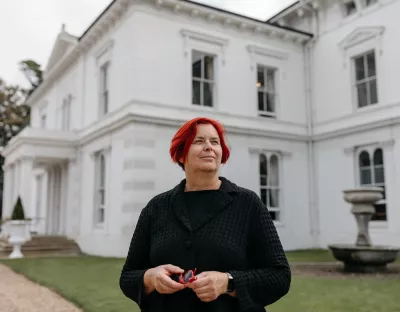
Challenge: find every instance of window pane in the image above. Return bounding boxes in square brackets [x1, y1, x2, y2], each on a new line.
[357, 82, 368, 107]
[269, 155, 279, 186]
[259, 154, 267, 175]
[266, 93, 275, 113]
[101, 63, 108, 90]
[203, 82, 213, 107]
[369, 79, 378, 104]
[192, 80, 201, 105]
[269, 210, 277, 221]
[204, 56, 214, 80]
[360, 168, 372, 185]
[257, 67, 264, 88]
[258, 92, 264, 111]
[103, 90, 109, 114]
[98, 207, 105, 223]
[381, 186, 386, 199]
[359, 151, 370, 167]
[269, 189, 279, 208]
[267, 69, 275, 91]
[374, 167, 384, 184]
[355, 56, 365, 81]
[367, 52, 376, 77]
[192, 51, 202, 78]
[260, 188, 267, 205]
[373, 149, 383, 165]
[100, 155, 105, 186]
[372, 203, 386, 221]
[260, 175, 267, 186]
[366, 0, 377, 6]
[99, 189, 105, 205]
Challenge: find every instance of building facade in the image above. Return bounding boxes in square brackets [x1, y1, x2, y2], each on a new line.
[1, 0, 399, 257]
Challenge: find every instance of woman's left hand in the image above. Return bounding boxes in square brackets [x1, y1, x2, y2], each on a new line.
[185, 271, 228, 302]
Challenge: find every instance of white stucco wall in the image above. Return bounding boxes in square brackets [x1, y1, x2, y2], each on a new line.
[315, 124, 400, 248]
[6, 0, 400, 256]
[311, 0, 400, 134]
[75, 120, 312, 257]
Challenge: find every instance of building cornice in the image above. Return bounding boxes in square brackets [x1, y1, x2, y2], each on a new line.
[313, 114, 400, 142]
[268, 0, 320, 24]
[26, 0, 312, 107]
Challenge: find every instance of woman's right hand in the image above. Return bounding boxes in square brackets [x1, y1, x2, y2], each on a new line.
[143, 264, 186, 295]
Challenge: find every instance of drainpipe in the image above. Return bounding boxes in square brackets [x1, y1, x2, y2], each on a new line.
[303, 6, 319, 248]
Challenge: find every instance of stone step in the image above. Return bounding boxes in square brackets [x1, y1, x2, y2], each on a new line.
[0, 235, 81, 256]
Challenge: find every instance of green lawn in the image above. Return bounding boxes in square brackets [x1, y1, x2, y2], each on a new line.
[285, 248, 338, 262]
[1, 251, 399, 312]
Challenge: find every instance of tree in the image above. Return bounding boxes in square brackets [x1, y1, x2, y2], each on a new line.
[19, 59, 43, 93]
[0, 59, 41, 221]
[0, 79, 30, 147]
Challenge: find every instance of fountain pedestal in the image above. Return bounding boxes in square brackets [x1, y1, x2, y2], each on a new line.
[328, 187, 399, 273]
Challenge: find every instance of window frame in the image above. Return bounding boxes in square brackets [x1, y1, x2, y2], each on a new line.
[99, 61, 110, 117]
[93, 150, 107, 228]
[352, 50, 378, 109]
[191, 50, 216, 108]
[256, 64, 278, 118]
[258, 152, 282, 223]
[247, 45, 286, 120]
[180, 28, 228, 111]
[355, 146, 387, 223]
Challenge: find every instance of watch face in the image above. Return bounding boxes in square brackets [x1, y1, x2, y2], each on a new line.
[228, 276, 234, 292]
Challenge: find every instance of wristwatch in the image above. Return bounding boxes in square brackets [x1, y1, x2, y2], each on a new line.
[226, 272, 235, 293]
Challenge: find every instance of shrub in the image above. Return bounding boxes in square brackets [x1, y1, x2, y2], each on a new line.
[11, 196, 26, 220]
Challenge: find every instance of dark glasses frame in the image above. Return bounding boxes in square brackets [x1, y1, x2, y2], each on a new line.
[171, 268, 197, 284]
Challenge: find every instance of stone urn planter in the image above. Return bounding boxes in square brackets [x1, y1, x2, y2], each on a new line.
[328, 187, 399, 272]
[7, 220, 30, 259]
[6, 196, 31, 259]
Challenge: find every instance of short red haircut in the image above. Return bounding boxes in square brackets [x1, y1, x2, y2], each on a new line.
[170, 117, 230, 169]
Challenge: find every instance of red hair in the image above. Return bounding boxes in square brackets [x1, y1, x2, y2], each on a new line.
[170, 117, 230, 169]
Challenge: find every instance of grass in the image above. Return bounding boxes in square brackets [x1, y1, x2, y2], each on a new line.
[285, 249, 337, 262]
[1, 250, 399, 312]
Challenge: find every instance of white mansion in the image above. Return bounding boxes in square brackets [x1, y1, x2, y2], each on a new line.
[1, 0, 399, 256]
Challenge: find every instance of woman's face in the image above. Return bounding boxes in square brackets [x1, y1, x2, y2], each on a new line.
[182, 123, 222, 173]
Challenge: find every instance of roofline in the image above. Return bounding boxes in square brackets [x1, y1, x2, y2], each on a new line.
[26, 0, 313, 106]
[267, 1, 300, 23]
[79, 0, 312, 42]
[79, 0, 118, 41]
[181, 0, 312, 37]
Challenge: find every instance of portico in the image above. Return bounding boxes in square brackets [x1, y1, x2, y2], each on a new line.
[1, 127, 77, 236]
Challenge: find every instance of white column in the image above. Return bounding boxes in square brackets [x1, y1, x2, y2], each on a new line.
[2, 164, 11, 217]
[13, 161, 20, 207]
[18, 157, 34, 219]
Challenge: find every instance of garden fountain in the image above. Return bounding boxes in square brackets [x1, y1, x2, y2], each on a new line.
[328, 187, 399, 273]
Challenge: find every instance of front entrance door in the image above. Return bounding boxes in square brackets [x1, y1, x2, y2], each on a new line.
[46, 165, 63, 235]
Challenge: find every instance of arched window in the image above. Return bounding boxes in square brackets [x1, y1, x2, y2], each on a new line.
[358, 148, 386, 221]
[94, 151, 107, 225]
[259, 153, 280, 221]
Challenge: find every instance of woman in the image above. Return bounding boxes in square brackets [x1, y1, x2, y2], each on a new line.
[119, 117, 291, 312]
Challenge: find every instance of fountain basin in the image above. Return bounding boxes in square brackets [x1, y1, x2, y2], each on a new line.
[329, 244, 399, 273]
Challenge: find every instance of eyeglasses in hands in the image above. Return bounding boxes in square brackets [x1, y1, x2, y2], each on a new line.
[170, 268, 197, 284]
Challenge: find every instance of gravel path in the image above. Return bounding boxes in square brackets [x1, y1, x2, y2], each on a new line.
[0, 263, 82, 312]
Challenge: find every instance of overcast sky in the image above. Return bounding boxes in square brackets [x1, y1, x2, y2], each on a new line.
[0, 0, 295, 88]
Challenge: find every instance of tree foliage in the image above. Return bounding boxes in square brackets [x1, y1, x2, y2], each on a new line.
[0, 79, 30, 147]
[0, 59, 42, 220]
[11, 196, 26, 220]
[19, 59, 43, 92]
